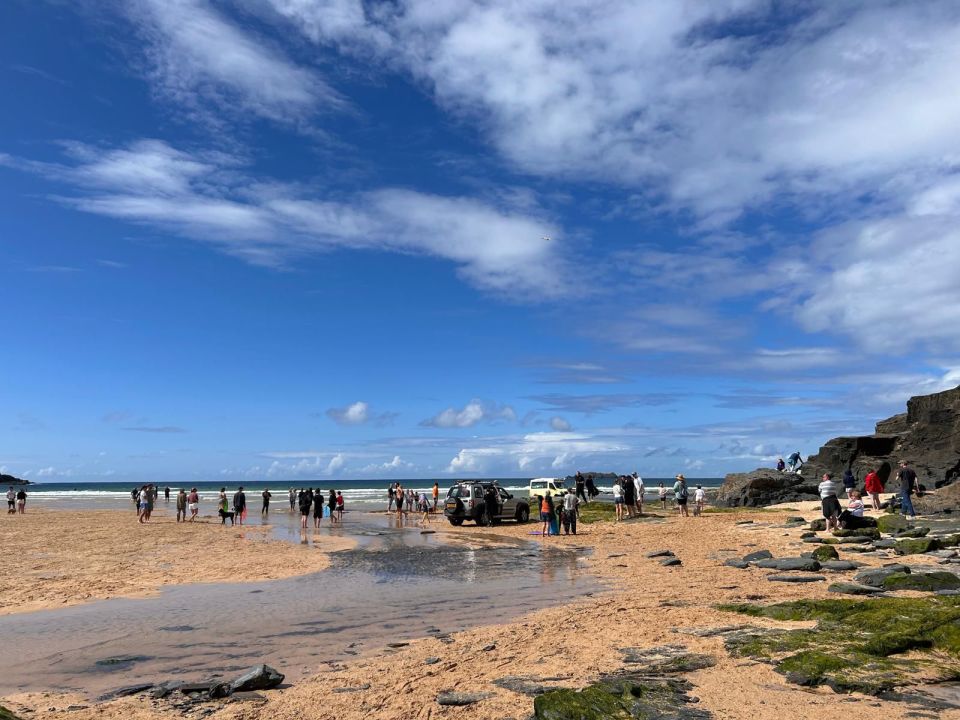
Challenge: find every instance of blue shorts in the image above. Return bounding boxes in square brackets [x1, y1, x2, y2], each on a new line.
[614, 498, 624, 505]
[540, 512, 551, 521]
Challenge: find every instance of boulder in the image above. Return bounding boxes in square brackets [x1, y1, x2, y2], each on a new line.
[228, 665, 284, 694]
[715, 469, 820, 507]
[894, 538, 942, 555]
[809, 519, 827, 531]
[646, 550, 675, 558]
[894, 527, 930, 538]
[811, 546, 839, 562]
[832, 528, 879, 539]
[854, 567, 910, 588]
[717, 385, 960, 507]
[882, 571, 960, 592]
[876, 515, 912, 534]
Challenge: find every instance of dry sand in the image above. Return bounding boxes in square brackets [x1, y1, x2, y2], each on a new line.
[0, 508, 350, 615]
[4, 505, 958, 720]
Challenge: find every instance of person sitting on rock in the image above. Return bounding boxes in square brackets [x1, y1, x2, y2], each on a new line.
[776, 457, 785, 472]
[838, 490, 866, 529]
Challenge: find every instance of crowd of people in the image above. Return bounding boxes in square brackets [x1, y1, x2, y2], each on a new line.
[818, 459, 923, 529]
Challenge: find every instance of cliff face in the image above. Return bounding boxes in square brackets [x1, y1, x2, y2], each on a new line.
[717, 385, 960, 507]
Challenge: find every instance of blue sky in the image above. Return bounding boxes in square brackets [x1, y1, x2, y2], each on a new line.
[3, 0, 960, 483]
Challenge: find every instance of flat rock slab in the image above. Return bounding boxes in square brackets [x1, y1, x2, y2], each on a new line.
[493, 675, 572, 697]
[820, 560, 861, 571]
[619, 645, 716, 674]
[855, 567, 911, 587]
[95, 684, 154, 702]
[771, 558, 822, 572]
[646, 550, 675, 558]
[437, 691, 492, 706]
[743, 550, 773, 562]
[229, 664, 284, 693]
[674, 625, 753, 638]
[767, 574, 826, 583]
[724, 559, 750, 569]
[828, 582, 885, 595]
[332, 684, 371, 693]
[660, 557, 682, 567]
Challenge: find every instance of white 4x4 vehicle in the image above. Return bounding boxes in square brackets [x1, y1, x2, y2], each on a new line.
[444, 482, 530, 526]
[528, 477, 567, 498]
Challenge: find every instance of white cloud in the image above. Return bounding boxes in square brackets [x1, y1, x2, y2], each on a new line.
[549, 416, 572, 432]
[446, 430, 627, 474]
[360, 455, 412, 474]
[9, 140, 563, 297]
[326, 453, 346, 474]
[127, 0, 337, 124]
[421, 400, 517, 428]
[325, 401, 397, 426]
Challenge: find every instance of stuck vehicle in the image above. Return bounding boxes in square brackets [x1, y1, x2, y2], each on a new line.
[444, 482, 530, 526]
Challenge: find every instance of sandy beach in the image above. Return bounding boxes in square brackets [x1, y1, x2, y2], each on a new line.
[2, 504, 959, 720]
[0, 507, 350, 615]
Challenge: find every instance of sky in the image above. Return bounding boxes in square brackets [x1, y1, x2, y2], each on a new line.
[2, 0, 960, 484]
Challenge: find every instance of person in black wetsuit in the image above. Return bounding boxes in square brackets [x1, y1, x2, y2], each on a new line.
[262, 488, 272, 515]
[298, 489, 311, 529]
[585, 474, 599, 499]
[484, 485, 499, 526]
[233, 486, 247, 525]
[575, 472, 588, 504]
[328, 490, 337, 523]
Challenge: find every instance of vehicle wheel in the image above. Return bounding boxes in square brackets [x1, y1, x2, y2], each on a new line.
[516, 506, 529, 523]
[448, 517, 463, 526]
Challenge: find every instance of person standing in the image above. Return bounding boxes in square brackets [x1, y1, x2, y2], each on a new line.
[15, 487, 27, 514]
[632, 472, 644, 515]
[694, 484, 705, 516]
[188, 487, 199, 521]
[864, 467, 884, 510]
[233, 486, 247, 525]
[394, 483, 404, 518]
[164, 486, 171, 502]
[6, 487, 15, 514]
[585, 474, 599, 500]
[298, 489, 311, 529]
[335, 491, 344, 521]
[896, 461, 919, 520]
[176, 488, 187, 522]
[432, 481, 440, 511]
[483, 485, 499, 527]
[621, 474, 635, 518]
[328, 489, 337, 523]
[563, 489, 578, 535]
[612, 478, 625, 521]
[289, 487, 296, 510]
[658, 482, 667, 510]
[819, 473, 841, 531]
[539, 495, 551, 537]
[673, 475, 689, 517]
[387, 483, 395, 512]
[787, 451, 804, 473]
[138, 485, 150, 523]
[574, 471, 587, 505]
[842, 469, 857, 499]
[261, 488, 272, 516]
[313, 488, 324, 528]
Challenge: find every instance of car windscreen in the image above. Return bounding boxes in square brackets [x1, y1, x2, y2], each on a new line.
[530, 481, 546, 489]
[451, 485, 471, 498]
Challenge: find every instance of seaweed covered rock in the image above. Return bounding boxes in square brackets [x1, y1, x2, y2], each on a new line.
[877, 515, 912, 534]
[894, 537, 942, 555]
[882, 571, 960, 592]
[832, 527, 879, 539]
[720, 596, 960, 696]
[533, 675, 710, 720]
[812, 546, 840, 562]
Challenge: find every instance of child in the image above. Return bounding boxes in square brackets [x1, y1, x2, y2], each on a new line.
[693, 484, 705, 516]
[658, 482, 667, 510]
[336, 491, 344, 521]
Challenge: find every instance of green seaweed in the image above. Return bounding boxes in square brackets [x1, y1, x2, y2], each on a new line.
[894, 537, 941, 555]
[0, 706, 21, 720]
[876, 515, 911, 534]
[812, 545, 839, 561]
[533, 676, 706, 720]
[718, 596, 960, 696]
[882, 571, 960, 593]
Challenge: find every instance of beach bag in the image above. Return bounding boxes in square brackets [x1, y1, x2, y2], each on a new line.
[323, 505, 331, 518]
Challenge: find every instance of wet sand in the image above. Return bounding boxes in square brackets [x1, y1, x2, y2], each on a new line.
[4, 505, 960, 720]
[0, 507, 351, 615]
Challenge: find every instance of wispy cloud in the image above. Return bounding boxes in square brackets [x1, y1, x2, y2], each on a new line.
[5, 139, 565, 297]
[325, 401, 397, 426]
[528, 393, 679, 414]
[122, 425, 187, 433]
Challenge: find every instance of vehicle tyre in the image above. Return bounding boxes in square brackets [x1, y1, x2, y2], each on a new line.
[448, 517, 463, 526]
[516, 505, 530, 523]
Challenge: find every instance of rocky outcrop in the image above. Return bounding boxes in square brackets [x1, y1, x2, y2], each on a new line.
[715, 469, 820, 507]
[718, 385, 960, 506]
[0, 473, 29, 486]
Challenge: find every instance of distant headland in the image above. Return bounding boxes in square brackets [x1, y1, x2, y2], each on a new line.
[1, 473, 30, 486]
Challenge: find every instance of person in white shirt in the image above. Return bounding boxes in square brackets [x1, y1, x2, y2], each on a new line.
[6, 487, 15, 515]
[562, 491, 578, 535]
[693, 485, 705, 516]
[612, 480, 624, 522]
[658, 483, 667, 510]
[632, 472, 644, 516]
[818, 473, 841, 531]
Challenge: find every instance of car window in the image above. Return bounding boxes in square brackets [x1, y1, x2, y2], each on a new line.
[451, 485, 470, 498]
[498, 489, 509, 499]
[531, 481, 546, 489]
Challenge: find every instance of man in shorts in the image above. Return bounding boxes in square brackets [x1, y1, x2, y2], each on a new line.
[6, 487, 15, 514]
[233, 486, 247, 525]
[819, 473, 841, 531]
[673, 474, 689, 517]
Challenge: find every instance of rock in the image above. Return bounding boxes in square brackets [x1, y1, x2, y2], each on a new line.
[812, 546, 840, 562]
[876, 515, 912, 534]
[743, 550, 773, 562]
[882, 571, 960, 592]
[436, 691, 492, 706]
[809, 519, 827, 531]
[619, 645, 716, 674]
[832, 528, 879, 539]
[755, 558, 781, 568]
[820, 560, 861, 571]
[207, 683, 231, 700]
[493, 676, 571, 697]
[895, 527, 931, 538]
[872, 538, 898, 549]
[894, 537, 942, 555]
[226, 692, 267, 703]
[533, 674, 710, 720]
[646, 550, 675, 558]
[0, 706, 21, 720]
[424, 657, 441, 665]
[482, 643, 497, 652]
[828, 582, 886, 595]
[95, 684, 154, 702]
[660, 557, 682, 567]
[718, 385, 960, 508]
[767, 574, 826, 583]
[95, 655, 152, 668]
[834, 536, 873, 544]
[228, 664, 285, 693]
[724, 559, 749, 569]
[786, 517, 807, 524]
[854, 567, 910, 587]
[150, 681, 186, 699]
[800, 531, 816, 538]
[386, 642, 409, 648]
[802, 537, 824, 544]
[735, 520, 754, 525]
[772, 558, 822, 572]
[332, 684, 371, 693]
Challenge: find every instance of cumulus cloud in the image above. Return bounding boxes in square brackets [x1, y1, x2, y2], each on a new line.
[421, 400, 517, 428]
[360, 455, 412, 474]
[549, 416, 572, 432]
[5, 140, 563, 297]
[325, 401, 397, 426]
